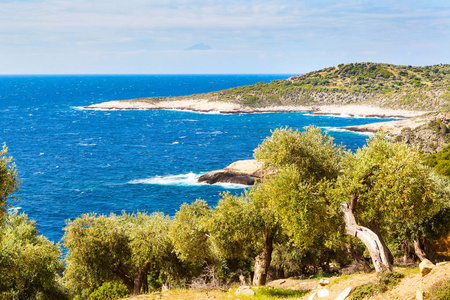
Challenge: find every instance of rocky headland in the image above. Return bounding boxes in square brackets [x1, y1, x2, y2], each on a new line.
[197, 160, 265, 186]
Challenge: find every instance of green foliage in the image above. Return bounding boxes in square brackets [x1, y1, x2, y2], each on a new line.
[400, 93, 429, 106]
[169, 200, 212, 266]
[337, 133, 440, 225]
[0, 211, 66, 299]
[87, 282, 128, 300]
[253, 287, 310, 298]
[207, 193, 258, 260]
[0, 144, 20, 228]
[424, 144, 450, 177]
[242, 94, 261, 105]
[253, 126, 346, 249]
[351, 272, 403, 299]
[63, 211, 173, 296]
[254, 126, 344, 182]
[441, 92, 450, 102]
[427, 277, 450, 300]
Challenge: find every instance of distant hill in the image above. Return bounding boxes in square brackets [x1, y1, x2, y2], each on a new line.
[142, 62, 450, 111]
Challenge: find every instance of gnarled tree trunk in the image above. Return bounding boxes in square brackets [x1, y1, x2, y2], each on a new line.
[252, 232, 274, 286]
[368, 221, 394, 265]
[414, 239, 428, 262]
[112, 261, 150, 295]
[340, 202, 392, 273]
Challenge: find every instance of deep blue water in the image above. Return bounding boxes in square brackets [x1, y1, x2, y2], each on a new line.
[0, 75, 397, 242]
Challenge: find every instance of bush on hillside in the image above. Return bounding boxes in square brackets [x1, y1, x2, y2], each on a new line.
[427, 277, 450, 300]
[87, 282, 128, 300]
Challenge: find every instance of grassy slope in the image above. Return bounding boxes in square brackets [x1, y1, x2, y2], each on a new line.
[134, 63, 450, 111]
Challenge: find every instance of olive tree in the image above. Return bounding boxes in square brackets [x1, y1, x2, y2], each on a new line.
[0, 144, 20, 229]
[63, 212, 172, 295]
[0, 211, 65, 299]
[206, 190, 283, 286]
[205, 127, 346, 286]
[336, 133, 442, 272]
[251, 126, 346, 282]
[252, 127, 445, 274]
[169, 199, 213, 267]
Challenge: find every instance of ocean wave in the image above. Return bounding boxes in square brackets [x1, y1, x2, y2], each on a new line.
[128, 172, 247, 189]
[7, 206, 22, 211]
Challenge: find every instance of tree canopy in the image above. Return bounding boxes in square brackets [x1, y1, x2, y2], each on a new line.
[0, 144, 20, 229]
[0, 211, 65, 299]
[63, 211, 173, 295]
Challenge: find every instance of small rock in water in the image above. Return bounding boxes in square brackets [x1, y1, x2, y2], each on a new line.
[317, 288, 329, 298]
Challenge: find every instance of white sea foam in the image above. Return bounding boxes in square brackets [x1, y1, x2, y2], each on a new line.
[128, 172, 247, 189]
[7, 206, 22, 211]
[321, 126, 349, 133]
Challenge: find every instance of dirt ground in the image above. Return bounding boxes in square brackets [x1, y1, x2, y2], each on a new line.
[123, 262, 450, 300]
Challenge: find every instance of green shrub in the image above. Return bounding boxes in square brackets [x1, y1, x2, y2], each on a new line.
[87, 282, 129, 300]
[427, 277, 450, 300]
[440, 92, 450, 102]
[254, 287, 310, 298]
[423, 144, 450, 177]
[242, 94, 260, 105]
[351, 272, 403, 300]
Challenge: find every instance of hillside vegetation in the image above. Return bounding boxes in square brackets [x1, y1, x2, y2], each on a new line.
[141, 63, 450, 111]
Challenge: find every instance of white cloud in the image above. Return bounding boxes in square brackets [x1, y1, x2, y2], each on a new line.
[1, 0, 450, 73]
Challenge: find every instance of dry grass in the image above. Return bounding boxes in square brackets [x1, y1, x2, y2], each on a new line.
[122, 264, 450, 300]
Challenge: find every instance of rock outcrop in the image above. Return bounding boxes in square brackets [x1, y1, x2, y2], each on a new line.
[419, 259, 435, 276]
[198, 160, 264, 185]
[345, 112, 450, 153]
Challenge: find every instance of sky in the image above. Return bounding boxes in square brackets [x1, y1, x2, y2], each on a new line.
[1, 0, 450, 74]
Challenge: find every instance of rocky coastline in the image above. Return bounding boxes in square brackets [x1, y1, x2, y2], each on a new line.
[84, 100, 427, 119]
[197, 160, 265, 186]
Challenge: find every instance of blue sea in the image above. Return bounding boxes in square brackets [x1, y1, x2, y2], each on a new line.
[0, 75, 396, 243]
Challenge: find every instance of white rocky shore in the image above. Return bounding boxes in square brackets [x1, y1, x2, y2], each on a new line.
[344, 115, 431, 135]
[84, 99, 427, 119]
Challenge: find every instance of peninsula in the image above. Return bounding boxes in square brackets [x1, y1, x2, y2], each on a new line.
[86, 62, 450, 116]
[86, 62, 450, 153]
